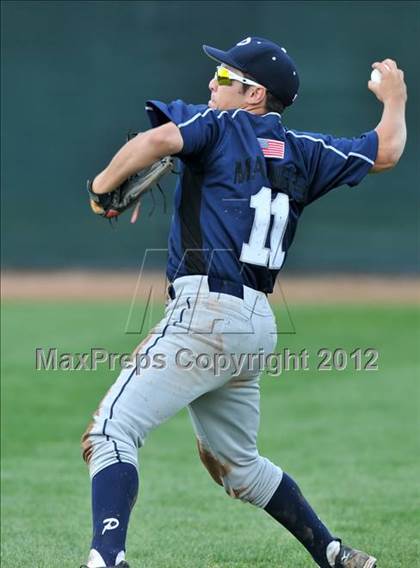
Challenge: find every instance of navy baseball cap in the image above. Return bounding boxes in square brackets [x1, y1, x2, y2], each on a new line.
[203, 36, 299, 107]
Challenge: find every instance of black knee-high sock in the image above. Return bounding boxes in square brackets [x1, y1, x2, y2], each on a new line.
[91, 462, 139, 566]
[264, 473, 337, 568]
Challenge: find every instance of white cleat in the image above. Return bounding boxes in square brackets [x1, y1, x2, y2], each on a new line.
[334, 543, 377, 567]
[80, 549, 129, 568]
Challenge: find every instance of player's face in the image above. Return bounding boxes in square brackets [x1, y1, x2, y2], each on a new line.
[208, 65, 249, 110]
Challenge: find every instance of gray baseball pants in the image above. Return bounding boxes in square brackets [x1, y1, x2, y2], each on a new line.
[82, 275, 283, 508]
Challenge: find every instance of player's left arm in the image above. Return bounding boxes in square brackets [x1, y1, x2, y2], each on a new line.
[92, 122, 183, 194]
[369, 58, 407, 173]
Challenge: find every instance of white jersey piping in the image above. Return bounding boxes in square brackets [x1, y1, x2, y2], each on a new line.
[286, 130, 374, 165]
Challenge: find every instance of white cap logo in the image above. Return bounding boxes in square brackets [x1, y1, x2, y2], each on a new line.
[236, 37, 251, 46]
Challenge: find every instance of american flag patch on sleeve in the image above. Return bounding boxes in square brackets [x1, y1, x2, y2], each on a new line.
[258, 138, 285, 159]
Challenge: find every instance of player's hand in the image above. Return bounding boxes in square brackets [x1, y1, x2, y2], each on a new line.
[368, 59, 407, 104]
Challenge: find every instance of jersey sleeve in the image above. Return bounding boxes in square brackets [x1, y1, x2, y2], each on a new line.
[286, 129, 379, 205]
[145, 99, 222, 158]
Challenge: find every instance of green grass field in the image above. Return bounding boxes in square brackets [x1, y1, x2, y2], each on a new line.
[1, 301, 419, 568]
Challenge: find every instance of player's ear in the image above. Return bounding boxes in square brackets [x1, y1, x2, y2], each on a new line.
[245, 86, 266, 105]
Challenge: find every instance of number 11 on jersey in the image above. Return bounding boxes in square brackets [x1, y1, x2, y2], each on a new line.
[240, 186, 289, 269]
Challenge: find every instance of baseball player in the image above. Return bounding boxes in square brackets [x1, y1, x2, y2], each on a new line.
[81, 37, 407, 568]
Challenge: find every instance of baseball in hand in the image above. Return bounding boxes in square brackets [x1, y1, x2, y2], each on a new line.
[370, 69, 382, 84]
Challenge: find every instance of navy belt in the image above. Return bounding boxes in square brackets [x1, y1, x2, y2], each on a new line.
[168, 276, 267, 301]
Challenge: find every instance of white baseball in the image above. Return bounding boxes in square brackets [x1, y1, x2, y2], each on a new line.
[370, 69, 382, 84]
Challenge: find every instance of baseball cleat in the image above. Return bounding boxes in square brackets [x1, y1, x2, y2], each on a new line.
[335, 544, 377, 567]
[80, 548, 129, 568]
[80, 563, 130, 568]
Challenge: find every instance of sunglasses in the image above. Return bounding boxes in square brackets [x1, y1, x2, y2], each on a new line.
[214, 65, 263, 87]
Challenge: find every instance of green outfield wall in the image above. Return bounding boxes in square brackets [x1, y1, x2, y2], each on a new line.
[1, 1, 419, 272]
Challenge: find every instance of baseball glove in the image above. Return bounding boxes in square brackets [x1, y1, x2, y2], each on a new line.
[87, 156, 174, 223]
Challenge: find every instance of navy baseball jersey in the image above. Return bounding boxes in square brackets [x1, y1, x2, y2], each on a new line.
[146, 99, 378, 296]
